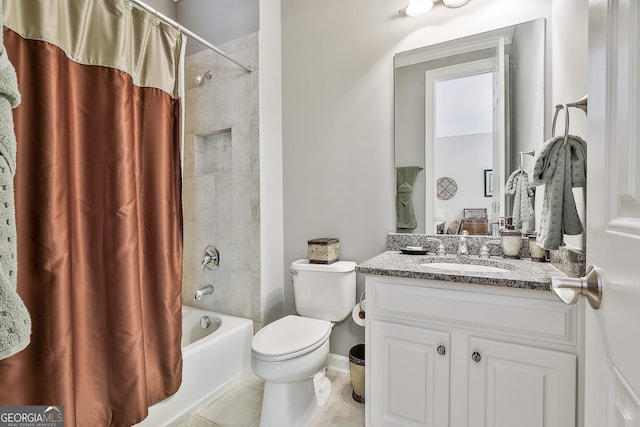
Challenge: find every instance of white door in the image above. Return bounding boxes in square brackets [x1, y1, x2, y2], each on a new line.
[586, 0, 640, 425]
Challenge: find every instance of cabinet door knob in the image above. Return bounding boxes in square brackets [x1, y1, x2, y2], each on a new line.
[471, 351, 481, 363]
[437, 345, 446, 356]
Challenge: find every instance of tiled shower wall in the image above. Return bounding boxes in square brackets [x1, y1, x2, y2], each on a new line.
[182, 33, 261, 327]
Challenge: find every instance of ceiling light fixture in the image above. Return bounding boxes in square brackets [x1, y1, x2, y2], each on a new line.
[442, 0, 471, 7]
[400, 0, 434, 16]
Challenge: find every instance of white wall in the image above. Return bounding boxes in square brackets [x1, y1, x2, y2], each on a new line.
[175, 0, 588, 357]
[142, 0, 176, 20]
[258, 0, 284, 325]
[282, 0, 557, 357]
[550, 0, 588, 251]
[434, 133, 493, 226]
[142, 0, 259, 56]
[176, 0, 259, 55]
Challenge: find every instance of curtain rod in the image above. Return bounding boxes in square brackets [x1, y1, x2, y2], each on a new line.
[127, 0, 254, 73]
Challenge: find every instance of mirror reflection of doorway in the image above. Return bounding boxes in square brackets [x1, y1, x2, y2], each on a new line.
[426, 56, 504, 235]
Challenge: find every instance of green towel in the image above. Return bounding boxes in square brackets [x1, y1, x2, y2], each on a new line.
[505, 169, 535, 229]
[396, 166, 421, 231]
[0, 23, 30, 360]
[531, 135, 587, 250]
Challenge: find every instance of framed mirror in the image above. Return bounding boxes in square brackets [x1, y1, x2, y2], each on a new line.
[394, 18, 545, 235]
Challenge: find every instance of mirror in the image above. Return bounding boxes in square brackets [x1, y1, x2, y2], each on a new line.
[394, 18, 545, 235]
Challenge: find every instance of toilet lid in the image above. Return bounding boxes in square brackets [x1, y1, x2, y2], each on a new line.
[252, 315, 332, 361]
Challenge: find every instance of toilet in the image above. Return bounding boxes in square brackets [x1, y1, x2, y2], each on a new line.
[251, 259, 356, 427]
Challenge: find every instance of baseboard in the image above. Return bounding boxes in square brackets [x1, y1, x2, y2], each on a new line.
[327, 353, 350, 374]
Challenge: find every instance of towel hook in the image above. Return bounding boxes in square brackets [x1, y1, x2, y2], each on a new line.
[552, 104, 571, 145]
[551, 95, 588, 146]
[518, 149, 535, 170]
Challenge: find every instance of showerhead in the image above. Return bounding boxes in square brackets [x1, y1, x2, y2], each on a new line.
[194, 70, 212, 86]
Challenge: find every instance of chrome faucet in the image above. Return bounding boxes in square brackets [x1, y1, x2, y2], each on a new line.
[479, 240, 501, 258]
[457, 231, 469, 257]
[194, 284, 215, 300]
[425, 237, 446, 256]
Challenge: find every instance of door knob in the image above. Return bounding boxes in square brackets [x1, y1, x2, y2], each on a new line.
[551, 265, 602, 309]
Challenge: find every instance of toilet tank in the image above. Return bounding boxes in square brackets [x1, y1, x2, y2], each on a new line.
[291, 259, 356, 322]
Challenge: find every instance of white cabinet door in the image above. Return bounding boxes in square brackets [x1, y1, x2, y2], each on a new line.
[369, 320, 450, 427]
[468, 337, 576, 427]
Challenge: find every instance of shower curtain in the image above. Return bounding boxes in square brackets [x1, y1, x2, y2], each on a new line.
[0, 1, 184, 426]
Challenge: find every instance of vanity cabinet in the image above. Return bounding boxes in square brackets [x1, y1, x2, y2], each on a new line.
[365, 275, 581, 427]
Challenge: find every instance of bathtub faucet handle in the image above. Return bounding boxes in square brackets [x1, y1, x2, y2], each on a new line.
[200, 246, 220, 271]
[194, 284, 215, 300]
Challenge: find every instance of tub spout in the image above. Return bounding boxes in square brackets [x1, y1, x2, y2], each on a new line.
[194, 284, 215, 300]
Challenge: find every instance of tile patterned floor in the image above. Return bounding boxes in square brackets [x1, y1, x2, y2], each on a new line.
[175, 370, 365, 427]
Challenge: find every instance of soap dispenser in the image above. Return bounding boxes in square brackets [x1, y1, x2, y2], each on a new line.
[457, 230, 469, 257]
[500, 217, 522, 259]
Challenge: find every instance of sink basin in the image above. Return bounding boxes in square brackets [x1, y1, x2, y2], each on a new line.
[420, 262, 510, 273]
[419, 256, 513, 274]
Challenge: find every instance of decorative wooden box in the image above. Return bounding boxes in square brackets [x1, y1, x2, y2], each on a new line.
[307, 238, 340, 264]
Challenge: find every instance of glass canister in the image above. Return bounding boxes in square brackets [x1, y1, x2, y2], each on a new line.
[528, 233, 547, 262]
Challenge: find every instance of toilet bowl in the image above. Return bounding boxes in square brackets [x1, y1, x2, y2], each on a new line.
[252, 315, 333, 426]
[251, 259, 356, 427]
[252, 315, 332, 380]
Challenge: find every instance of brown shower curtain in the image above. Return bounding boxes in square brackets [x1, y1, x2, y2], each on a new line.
[0, 1, 184, 426]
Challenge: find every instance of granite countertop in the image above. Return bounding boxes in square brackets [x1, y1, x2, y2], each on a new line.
[356, 250, 567, 291]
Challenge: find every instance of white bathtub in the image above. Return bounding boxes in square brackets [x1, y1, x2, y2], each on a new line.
[135, 306, 253, 426]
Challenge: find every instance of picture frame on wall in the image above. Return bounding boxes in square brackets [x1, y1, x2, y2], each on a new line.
[484, 169, 493, 197]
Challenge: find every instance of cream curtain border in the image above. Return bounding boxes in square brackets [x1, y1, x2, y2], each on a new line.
[3, 0, 183, 99]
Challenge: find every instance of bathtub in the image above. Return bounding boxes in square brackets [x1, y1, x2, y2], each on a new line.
[135, 306, 254, 426]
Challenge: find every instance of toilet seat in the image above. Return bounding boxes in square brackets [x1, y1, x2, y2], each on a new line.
[252, 315, 332, 362]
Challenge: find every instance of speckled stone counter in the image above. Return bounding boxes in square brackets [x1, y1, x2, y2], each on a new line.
[356, 250, 567, 291]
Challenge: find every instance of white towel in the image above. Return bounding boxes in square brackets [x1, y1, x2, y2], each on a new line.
[505, 169, 535, 229]
[531, 135, 587, 250]
[0, 2, 31, 359]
